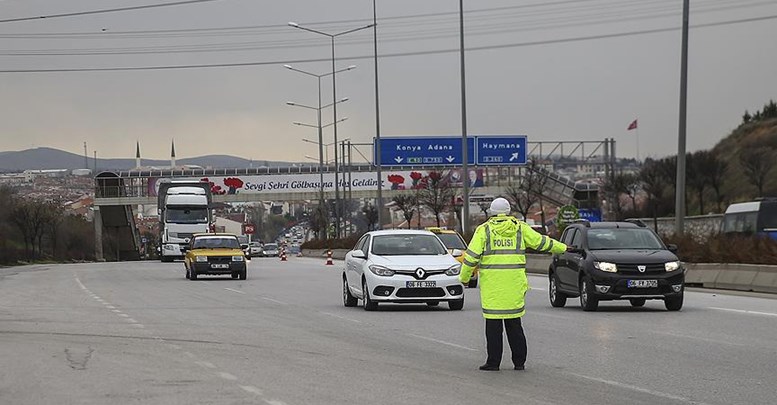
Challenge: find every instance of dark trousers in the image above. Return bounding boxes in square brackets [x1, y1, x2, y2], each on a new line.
[485, 318, 527, 367]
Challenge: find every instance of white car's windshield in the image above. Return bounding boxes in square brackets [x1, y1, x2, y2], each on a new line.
[587, 228, 664, 250]
[371, 234, 448, 256]
[264, 244, 278, 250]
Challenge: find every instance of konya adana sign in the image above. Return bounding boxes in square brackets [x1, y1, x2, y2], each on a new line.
[147, 169, 485, 196]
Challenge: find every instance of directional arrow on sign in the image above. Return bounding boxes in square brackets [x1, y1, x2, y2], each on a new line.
[509, 152, 519, 162]
[394, 156, 403, 163]
[446, 155, 455, 163]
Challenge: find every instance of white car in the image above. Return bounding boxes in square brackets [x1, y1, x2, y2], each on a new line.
[343, 230, 465, 311]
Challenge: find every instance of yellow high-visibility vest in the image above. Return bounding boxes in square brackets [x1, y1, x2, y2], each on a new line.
[460, 214, 567, 319]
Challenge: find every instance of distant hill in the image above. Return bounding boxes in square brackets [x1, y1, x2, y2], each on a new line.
[0, 147, 303, 172]
[711, 117, 777, 200]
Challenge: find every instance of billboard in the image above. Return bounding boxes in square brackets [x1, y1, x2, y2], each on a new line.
[147, 170, 469, 196]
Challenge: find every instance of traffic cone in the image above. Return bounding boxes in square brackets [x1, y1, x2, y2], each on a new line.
[325, 250, 334, 265]
[280, 248, 287, 261]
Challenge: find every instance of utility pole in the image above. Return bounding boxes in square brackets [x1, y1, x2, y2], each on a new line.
[373, 0, 383, 230]
[675, 0, 690, 236]
[83, 142, 88, 169]
[459, 0, 470, 235]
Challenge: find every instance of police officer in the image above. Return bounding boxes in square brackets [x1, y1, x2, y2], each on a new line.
[459, 197, 568, 371]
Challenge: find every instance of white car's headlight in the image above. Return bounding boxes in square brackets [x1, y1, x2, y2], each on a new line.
[368, 265, 395, 277]
[195, 256, 208, 262]
[665, 261, 681, 272]
[232, 255, 244, 262]
[593, 261, 618, 273]
[445, 264, 461, 276]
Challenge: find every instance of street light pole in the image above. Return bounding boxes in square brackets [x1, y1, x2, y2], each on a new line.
[289, 21, 374, 238]
[675, 0, 690, 236]
[459, 0, 470, 235]
[373, 0, 383, 230]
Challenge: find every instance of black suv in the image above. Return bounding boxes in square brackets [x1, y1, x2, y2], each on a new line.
[548, 220, 685, 311]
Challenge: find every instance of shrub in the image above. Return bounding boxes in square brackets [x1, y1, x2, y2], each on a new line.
[301, 234, 362, 250]
[662, 233, 777, 265]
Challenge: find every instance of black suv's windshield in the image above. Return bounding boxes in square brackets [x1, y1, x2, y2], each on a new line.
[192, 237, 240, 249]
[587, 228, 664, 250]
[371, 234, 448, 256]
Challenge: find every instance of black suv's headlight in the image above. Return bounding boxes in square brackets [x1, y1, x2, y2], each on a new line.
[593, 261, 618, 273]
[665, 261, 681, 272]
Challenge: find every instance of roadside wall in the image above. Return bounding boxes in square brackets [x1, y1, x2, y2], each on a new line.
[637, 214, 723, 242]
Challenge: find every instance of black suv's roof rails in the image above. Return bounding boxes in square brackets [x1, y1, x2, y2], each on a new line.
[754, 196, 777, 202]
[572, 219, 591, 227]
[624, 218, 647, 227]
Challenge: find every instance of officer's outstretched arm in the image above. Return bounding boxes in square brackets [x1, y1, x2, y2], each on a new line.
[459, 226, 485, 284]
[521, 223, 567, 255]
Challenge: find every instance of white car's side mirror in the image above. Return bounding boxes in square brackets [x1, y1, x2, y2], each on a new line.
[451, 249, 463, 257]
[352, 249, 367, 259]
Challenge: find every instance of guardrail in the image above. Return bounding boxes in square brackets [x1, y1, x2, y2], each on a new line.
[302, 250, 777, 294]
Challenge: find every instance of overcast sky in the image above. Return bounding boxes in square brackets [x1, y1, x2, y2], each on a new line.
[0, 0, 775, 164]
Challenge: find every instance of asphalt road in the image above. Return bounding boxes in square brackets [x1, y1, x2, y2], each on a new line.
[1, 257, 775, 405]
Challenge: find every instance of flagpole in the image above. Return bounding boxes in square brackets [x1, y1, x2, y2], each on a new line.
[636, 125, 640, 163]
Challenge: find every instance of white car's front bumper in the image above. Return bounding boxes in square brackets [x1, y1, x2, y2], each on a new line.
[365, 273, 464, 303]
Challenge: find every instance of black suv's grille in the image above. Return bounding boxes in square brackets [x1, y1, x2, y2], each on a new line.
[617, 263, 666, 274]
[395, 288, 446, 298]
[208, 256, 231, 264]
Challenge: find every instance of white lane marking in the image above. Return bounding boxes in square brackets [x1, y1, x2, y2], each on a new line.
[408, 333, 478, 352]
[570, 373, 711, 404]
[196, 361, 216, 369]
[261, 297, 287, 305]
[658, 331, 747, 347]
[105, 305, 116, 309]
[118, 313, 130, 318]
[265, 400, 288, 405]
[321, 312, 361, 323]
[710, 307, 777, 317]
[240, 385, 264, 396]
[126, 318, 138, 323]
[218, 372, 238, 381]
[132, 324, 145, 328]
[111, 309, 121, 313]
[531, 287, 547, 292]
[224, 288, 245, 295]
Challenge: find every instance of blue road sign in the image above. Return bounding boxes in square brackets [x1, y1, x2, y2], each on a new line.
[476, 135, 527, 166]
[375, 136, 475, 166]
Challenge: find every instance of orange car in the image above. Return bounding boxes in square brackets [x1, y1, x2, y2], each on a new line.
[427, 227, 478, 288]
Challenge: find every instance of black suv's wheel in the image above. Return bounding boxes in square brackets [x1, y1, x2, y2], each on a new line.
[239, 269, 247, 280]
[579, 276, 599, 311]
[665, 293, 684, 311]
[362, 279, 378, 311]
[630, 298, 646, 307]
[549, 272, 567, 308]
[448, 299, 464, 310]
[231, 272, 239, 279]
[343, 277, 358, 307]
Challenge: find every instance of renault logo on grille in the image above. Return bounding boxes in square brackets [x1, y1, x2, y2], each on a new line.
[638, 265, 647, 273]
[415, 268, 426, 279]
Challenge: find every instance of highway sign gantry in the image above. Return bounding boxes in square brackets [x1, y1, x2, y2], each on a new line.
[375, 136, 475, 167]
[374, 135, 527, 167]
[476, 135, 527, 165]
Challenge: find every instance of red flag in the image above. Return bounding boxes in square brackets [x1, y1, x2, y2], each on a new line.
[627, 119, 638, 130]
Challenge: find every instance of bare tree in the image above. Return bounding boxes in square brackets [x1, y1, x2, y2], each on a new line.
[639, 159, 667, 230]
[391, 195, 417, 229]
[705, 153, 728, 212]
[361, 202, 378, 231]
[504, 160, 546, 221]
[739, 147, 775, 197]
[418, 171, 454, 227]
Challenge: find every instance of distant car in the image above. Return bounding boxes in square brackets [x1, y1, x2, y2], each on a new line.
[549, 220, 685, 311]
[343, 230, 465, 311]
[288, 244, 301, 254]
[248, 241, 263, 257]
[426, 227, 478, 288]
[261, 243, 279, 257]
[183, 233, 247, 280]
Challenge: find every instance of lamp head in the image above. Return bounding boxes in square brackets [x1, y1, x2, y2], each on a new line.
[288, 22, 299, 27]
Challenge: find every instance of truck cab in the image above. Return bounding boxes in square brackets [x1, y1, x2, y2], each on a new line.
[159, 184, 212, 262]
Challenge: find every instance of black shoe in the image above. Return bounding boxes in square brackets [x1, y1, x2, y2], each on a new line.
[479, 364, 499, 371]
[514, 365, 525, 371]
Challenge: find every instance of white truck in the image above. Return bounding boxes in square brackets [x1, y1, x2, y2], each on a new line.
[158, 181, 212, 262]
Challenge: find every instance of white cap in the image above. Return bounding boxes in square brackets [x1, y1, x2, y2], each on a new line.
[489, 197, 511, 216]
